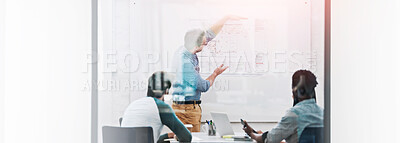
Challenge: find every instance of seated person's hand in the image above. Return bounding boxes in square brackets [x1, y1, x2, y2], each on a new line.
[242, 120, 255, 135]
[167, 132, 175, 138]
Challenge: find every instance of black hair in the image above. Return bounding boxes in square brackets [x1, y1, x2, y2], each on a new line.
[147, 71, 172, 98]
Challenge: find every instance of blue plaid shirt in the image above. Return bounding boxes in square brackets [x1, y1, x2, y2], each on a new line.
[172, 29, 216, 101]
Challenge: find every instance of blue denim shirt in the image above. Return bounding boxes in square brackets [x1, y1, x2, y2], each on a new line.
[172, 29, 216, 101]
[262, 99, 324, 143]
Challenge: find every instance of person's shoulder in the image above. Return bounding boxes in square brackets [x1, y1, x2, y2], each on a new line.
[289, 104, 301, 112]
[153, 98, 172, 108]
[285, 108, 299, 117]
[124, 97, 154, 112]
[316, 104, 324, 110]
[153, 98, 175, 115]
[287, 104, 309, 118]
[315, 104, 324, 115]
[279, 109, 298, 123]
[129, 97, 149, 104]
[289, 100, 323, 115]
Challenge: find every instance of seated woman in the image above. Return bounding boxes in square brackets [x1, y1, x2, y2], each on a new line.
[243, 70, 324, 143]
[121, 71, 192, 143]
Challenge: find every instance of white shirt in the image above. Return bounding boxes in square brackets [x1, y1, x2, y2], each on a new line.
[121, 97, 163, 143]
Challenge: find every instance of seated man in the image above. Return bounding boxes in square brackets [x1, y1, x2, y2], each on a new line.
[121, 71, 192, 143]
[243, 70, 324, 143]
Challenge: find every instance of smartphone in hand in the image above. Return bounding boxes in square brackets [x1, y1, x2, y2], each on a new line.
[240, 119, 247, 127]
[241, 119, 258, 134]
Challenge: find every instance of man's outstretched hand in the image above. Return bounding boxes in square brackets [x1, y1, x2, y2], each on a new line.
[207, 64, 228, 87]
[213, 64, 229, 76]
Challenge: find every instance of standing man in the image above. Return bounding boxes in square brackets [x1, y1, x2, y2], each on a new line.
[171, 15, 245, 132]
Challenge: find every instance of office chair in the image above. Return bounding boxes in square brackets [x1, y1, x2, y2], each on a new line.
[102, 126, 154, 143]
[299, 127, 324, 143]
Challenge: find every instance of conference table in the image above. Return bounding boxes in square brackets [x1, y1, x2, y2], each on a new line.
[169, 132, 256, 143]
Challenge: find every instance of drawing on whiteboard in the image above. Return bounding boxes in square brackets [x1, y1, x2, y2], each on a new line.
[206, 20, 251, 54]
[189, 18, 270, 74]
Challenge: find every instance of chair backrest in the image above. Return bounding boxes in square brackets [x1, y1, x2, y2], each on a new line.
[299, 127, 324, 143]
[102, 126, 154, 143]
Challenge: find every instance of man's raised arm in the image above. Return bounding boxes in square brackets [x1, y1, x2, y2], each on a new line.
[210, 15, 247, 35]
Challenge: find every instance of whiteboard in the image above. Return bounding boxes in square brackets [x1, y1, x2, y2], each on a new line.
[129, 0, 325, 122]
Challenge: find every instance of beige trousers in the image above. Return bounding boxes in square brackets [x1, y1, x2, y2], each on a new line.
[172, 103, 202, 132]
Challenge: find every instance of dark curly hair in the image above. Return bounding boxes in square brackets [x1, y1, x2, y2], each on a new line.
[292, 69, 318, 100]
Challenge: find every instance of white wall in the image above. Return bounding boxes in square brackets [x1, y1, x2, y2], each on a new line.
[331, 0, 400, 142]
[4, 0, 91, 143]
[0, 0, 5, 142]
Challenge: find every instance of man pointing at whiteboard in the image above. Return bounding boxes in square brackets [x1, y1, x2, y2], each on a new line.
[171, 15, 245, 132]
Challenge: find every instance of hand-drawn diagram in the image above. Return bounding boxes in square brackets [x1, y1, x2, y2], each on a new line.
[188, 19, 269, 74]
[187, 18, 315, 75]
